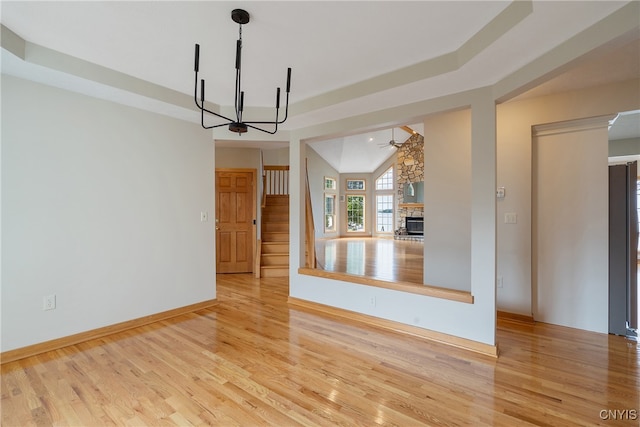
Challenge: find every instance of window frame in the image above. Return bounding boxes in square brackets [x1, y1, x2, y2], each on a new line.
[324, 192, 337, 232]
[375, 194, 394, 234]
[346, 194, 366, 233]
[375, 166, 395, 234]
[346, 179, 366, 191]
[324, 176, 337, 190]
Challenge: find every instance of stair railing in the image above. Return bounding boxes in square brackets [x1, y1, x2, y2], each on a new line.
[264, 165, 290, 197]
[305, 159, 317, 268]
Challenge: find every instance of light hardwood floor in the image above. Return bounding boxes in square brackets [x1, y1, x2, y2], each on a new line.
[315, 237, 424, 283]
[2, 274, 639, 426]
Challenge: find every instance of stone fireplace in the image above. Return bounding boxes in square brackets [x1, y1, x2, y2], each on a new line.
[396, 132, 424, 232]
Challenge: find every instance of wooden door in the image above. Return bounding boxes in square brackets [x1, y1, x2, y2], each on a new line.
[216, 169, 256, 273]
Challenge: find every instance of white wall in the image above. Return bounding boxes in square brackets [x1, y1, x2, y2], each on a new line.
[290, 90, 497, 348]
[424, 109, 472, 292]
[214, 147, 261, 169]
[1, 75, 215, 351]
[305, 145, 340, 239]
[496, 79, 640, 317]
[609, 137, 640, 157]
[532, 117, 610, 333]
[262, 147, 290, 166]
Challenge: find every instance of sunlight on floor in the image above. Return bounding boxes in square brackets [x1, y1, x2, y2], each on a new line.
[315, 238, 424, 283]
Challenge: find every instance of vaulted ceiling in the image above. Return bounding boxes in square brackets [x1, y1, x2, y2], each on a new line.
[2, 1, 638, 172]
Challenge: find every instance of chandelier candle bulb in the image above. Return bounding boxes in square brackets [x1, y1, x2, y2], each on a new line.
[286, 68, 291, 92]
[194, 44, 199, 72]
[200, 79, 205, 102]
[276, 87, 281, 109]
[235, 40, 241, 69]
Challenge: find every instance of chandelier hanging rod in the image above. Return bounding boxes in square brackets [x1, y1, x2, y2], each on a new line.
[193, 9, 292, 135]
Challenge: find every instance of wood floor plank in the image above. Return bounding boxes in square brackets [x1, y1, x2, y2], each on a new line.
[2, 274, 639, 426]
[315, 237, 425, 283]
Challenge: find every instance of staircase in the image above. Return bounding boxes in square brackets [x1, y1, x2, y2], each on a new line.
[259, 194, 289, 277]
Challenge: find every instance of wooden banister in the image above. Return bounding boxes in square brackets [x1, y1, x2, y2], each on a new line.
[263, 165, 289, 196]
[254, 239, 262, 279]
[305, 160, 316, 268]
[261, 174, 267, 208]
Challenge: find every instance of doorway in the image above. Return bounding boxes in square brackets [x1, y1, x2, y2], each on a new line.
[215, 169, 256, 273]
[532, 116, 611, 333]
[608, 162, 639, 337]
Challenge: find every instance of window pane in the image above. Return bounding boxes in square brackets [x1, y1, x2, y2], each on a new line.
[325, 177, 336, 190]
[376, 167, 394, 190]
[376, 194, 393, 232]
[324, 194, 336, 231]
[347, 180, 365, 190]
[346, 195, 365, 232]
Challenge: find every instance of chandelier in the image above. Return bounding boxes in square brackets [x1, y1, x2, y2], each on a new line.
[193, 9, 292, 135]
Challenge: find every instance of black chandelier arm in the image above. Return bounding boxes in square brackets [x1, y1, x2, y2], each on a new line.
[276, 91, 290, 124]
[242, 101, 281, 125]
[199, 104, 236, 126]
[193, 69, 202, 110]
[195, 54, 237, 127]
[194, 44, 234, 122]
[195, 65, 288, 133]
[193, 44, 203, 110]
[241, 105, 287, 126]
[194, 72, 204, 111]
[243, 68, 291, 126]
[244, 122, 279, 135]
[195, 86, 233, 126]
[275, 68, 292, 124]
[200, 108, 238, 130]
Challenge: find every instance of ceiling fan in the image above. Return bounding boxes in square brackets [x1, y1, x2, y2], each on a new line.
[381, 127, 404, 149]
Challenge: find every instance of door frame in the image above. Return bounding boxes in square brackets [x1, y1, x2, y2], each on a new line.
[215, 168, 257, 273]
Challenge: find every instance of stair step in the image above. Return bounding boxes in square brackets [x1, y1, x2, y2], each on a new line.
[265, 195, 289, 206]
[263, 206, 289, 216]
[261, 242, 289, 253]
[260, 193, 290, 277]
[262, 210, 289, 219]
[263, 232, 289, 242]
[263, 222, 289, 232]
[260, 266, 289, 277]
[261, 253, 289, 266]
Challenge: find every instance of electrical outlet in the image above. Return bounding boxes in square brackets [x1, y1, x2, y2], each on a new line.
[369, 296, 376, 307]
[497, 276, 503, 289]
[43, 294, 56, 311]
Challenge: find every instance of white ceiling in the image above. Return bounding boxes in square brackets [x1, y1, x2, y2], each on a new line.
[610, 110, 640, 141]
[308, 124, 424, 173]
[1, 1, 638, 172]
